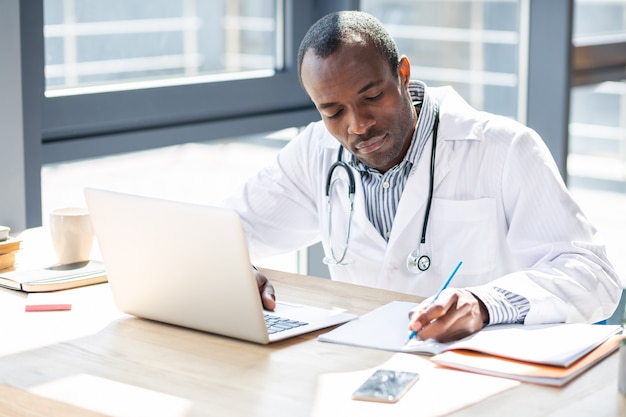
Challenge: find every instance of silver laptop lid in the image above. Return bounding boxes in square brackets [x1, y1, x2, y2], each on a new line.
[85, 187, 271, 344]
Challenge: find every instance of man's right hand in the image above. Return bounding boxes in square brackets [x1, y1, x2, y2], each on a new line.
[254, 268, 276, 311]
[407, 288, 487, 343]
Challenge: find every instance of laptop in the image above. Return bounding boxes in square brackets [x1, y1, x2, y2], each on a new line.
[84, 187, 356, 344]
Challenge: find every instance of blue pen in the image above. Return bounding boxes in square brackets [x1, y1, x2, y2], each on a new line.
[406, 260, 463, 343]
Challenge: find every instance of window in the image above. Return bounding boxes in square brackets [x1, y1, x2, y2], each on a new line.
[361, 0, 523, 120]
[568, 0, 626, 192]
[44, 0, 280, 96]
[568, 0, 626, 289]
[40, 0, 314, 162]
[37, 0, 318, 270]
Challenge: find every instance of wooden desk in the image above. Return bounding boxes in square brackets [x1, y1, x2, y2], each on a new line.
[0, 266, 623, 416]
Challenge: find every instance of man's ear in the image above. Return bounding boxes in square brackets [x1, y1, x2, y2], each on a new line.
[398, 55, 411, 87]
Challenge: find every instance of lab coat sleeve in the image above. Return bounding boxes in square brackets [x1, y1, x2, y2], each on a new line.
[480, 127, 622, 324]
[222, 122, 327, 262]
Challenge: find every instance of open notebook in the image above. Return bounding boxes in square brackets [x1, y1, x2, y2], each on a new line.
[84, 188, 356, 344]
[319, 301, 621, 363]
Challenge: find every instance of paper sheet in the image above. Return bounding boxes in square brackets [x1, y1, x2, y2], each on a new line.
[311, 353, 519, 417]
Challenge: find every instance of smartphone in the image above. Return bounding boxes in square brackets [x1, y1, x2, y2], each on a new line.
[351, 369, 420, 403]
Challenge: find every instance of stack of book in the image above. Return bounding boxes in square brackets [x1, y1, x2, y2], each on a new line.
[0, 226, 21, 271]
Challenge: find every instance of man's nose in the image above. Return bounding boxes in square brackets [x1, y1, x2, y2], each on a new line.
[347, 109, 375, 135]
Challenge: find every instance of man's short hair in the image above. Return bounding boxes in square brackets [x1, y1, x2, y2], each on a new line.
[297, 11, 399, 84]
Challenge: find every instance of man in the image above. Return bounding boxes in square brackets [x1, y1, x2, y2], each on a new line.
[224, 11, 621, 342]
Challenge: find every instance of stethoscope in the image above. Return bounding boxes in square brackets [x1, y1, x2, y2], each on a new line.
[323, 106, 440, 274]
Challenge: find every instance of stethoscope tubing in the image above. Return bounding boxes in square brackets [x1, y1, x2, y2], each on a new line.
[420, 110, 439, 247]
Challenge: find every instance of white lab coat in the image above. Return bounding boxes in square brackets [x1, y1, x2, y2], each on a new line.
[225, 86, 622, 325]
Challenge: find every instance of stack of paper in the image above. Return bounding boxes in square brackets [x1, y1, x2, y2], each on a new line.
[318, 301, 623, 386]
[431, 334, 624, 386]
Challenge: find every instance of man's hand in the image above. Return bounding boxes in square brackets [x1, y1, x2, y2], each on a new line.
[254, 268, 276, 311]
[408, 289, 488, 343]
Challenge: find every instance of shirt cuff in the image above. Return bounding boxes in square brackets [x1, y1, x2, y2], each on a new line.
[467, 286, 530, 325]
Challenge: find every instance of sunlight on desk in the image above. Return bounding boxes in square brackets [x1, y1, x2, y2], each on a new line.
[0, 228, 125, 357]
[0, 284, 126, 357]
[30, 374, 192, 417]
[312, 353, 519, 417]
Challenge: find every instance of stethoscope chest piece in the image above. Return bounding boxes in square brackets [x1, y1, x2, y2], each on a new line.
[406, 247, 431, 274]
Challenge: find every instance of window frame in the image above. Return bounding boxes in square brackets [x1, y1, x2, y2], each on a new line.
[40, 0, 322, 161]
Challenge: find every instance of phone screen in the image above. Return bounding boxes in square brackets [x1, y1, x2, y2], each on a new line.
[351, 369, 420, 403]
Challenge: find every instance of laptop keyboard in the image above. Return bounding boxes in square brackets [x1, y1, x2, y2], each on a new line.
[264, 314, 309, 334]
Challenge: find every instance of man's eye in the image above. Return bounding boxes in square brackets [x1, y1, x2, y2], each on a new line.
[366, 92, 383, 101]
[326, 109, 343, 120]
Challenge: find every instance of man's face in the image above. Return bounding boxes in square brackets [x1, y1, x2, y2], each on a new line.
[300, 43, 417, 173]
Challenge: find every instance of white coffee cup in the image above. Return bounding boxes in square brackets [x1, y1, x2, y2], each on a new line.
[49, 207, 94, 265]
